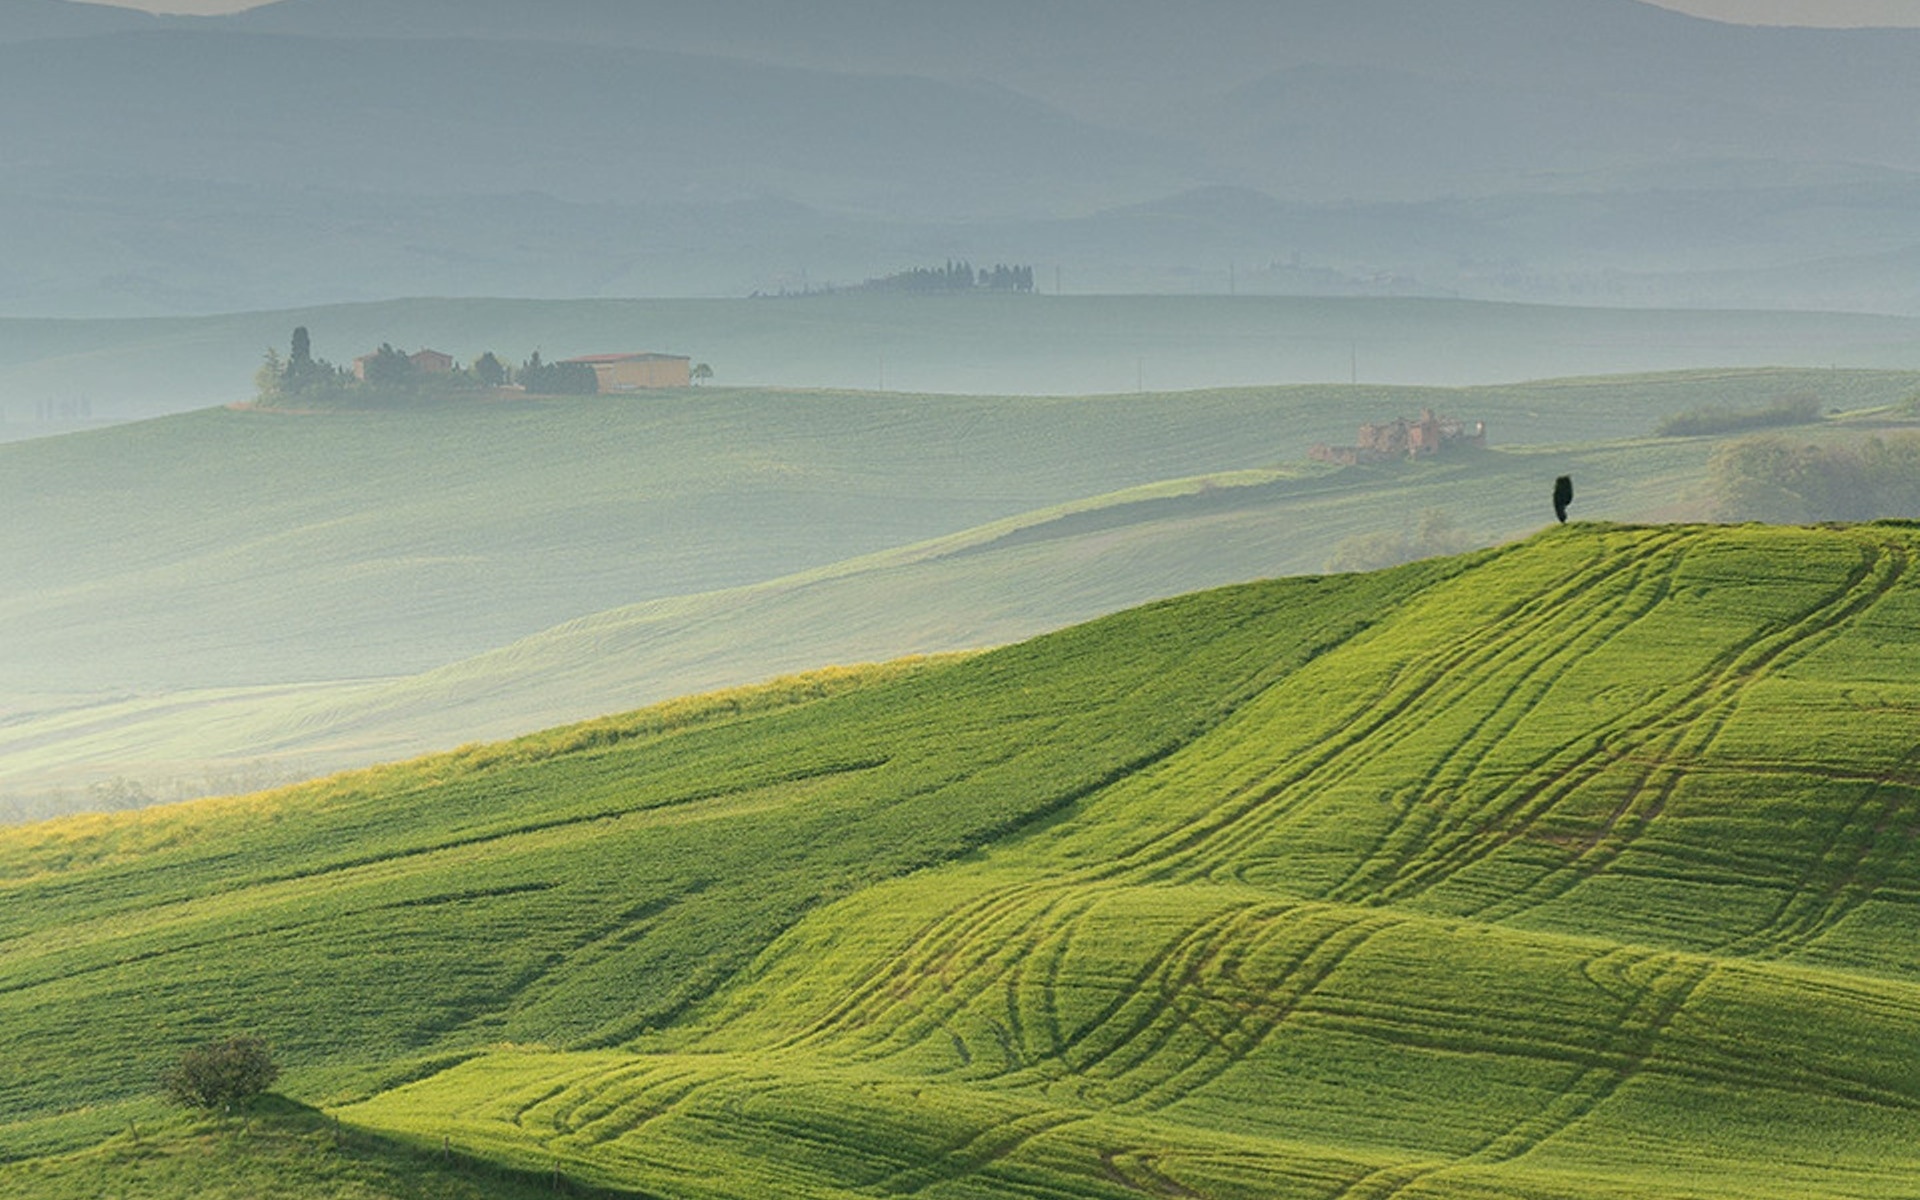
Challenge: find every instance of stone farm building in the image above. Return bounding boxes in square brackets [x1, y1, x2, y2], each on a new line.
[352, 347, 455, 380]
[562, 353, 692, 392]
[1311, 409, 1487, 466]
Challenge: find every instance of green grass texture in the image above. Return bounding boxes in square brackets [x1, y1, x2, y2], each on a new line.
[5, 521, 1920, 1197]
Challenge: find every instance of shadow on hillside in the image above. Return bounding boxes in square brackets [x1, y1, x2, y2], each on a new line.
[183, 1094, 665, 1200]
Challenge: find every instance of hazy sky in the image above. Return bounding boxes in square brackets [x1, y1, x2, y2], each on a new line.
[1652, 0, 1920, 22]
[61, 0, 1920, 23]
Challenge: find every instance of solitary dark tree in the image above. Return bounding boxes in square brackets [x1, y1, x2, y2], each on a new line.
[1553, 475, 1574, 523]
[551, 360, 599, 395]
[473, 351, 507, 387]
[161, 1035, 279, 1114]
[283, 326, 324, 390]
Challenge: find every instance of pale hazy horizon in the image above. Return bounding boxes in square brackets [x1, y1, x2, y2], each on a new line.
[58, 0, 1920, 26]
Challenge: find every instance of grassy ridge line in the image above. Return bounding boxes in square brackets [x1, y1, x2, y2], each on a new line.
[177, 438, 1706, 759]
[5, 367, 1913, 817]
[0, 385, 1339, 691]
[339, 524, 1920, 1198]
[8, 367, 1914, 692]
[0, 1100, 598, 1200]
[0, 660, 937, 883]
[360, 526, 1920, 1198]
[8, 525, 1920, 1198]
[0, 563, 1441, 1147]
[0, 429, 1716, 811]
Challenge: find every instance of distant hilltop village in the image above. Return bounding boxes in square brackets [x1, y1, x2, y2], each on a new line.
[254, 327, 713, 410]
[1311, 409, 1486, 466]
[351, 347, 692, 393]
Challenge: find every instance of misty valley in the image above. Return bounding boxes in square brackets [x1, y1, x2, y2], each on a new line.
[5, 1, 1920, 1198]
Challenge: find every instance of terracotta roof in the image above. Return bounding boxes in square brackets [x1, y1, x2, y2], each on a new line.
[561, 352, 690, 364]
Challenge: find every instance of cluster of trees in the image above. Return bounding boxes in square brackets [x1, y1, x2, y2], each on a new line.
[256, 329, 704, 405]
[1709, 433, 1920, 522]
[161, 1035, 278, 1114]
[865, 260, 1035, 293]
[256, 325, 350, 402]
[1655, 394, 1822, 438]
[1324, 509, 1479, 573]
[353, 342, 431, 388]
[33, 398, 94, 422]
[513, 351, 599, 396]
[254, 328, 470, 406]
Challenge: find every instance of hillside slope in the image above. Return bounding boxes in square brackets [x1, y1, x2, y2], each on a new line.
[13, 367, 1920, 814]
[4, 523, 1920, 1197]
[0, 436, 1702, 806]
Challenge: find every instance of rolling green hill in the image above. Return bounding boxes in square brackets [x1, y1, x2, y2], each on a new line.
[0, 437, 1701, 810]
[4, 522, 1920, 1198]
[8, 368, 1920, 816]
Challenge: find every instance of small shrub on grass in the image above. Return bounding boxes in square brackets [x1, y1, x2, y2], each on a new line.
[161, 1036, 280, 1114]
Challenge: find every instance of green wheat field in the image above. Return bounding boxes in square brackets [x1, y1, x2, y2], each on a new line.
[4, 520, 1919, 1198]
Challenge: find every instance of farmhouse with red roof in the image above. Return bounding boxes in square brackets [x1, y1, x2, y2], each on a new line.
[561, 352, 692, 392]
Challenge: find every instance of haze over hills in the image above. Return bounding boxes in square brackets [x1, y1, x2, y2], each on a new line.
[0, 0, 154, 38]
[10, 3, 1920, 1194]
[220, 0, 1920, 187]
[8, 363, 1920, 817]
[9, 0, 1920, 313]
[7, 294, 1920, 433]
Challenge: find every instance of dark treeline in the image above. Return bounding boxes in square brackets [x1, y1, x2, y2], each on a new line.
[1710, 433, 1920, 522]
[513, 352, 598, 396]
[864, 261, 1035, 293]
[1656, 395, 1823, 438]
[255, 329, 598, 405]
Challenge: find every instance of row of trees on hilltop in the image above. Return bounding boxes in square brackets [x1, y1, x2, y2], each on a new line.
[864, 261, 1035, 293]
[254, 328, 705, 406]
[1654, 394, 1823, 438]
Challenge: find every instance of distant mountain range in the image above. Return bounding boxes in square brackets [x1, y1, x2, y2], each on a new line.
[216, 0, 1920, 192]
[6, 0, 1920, 315]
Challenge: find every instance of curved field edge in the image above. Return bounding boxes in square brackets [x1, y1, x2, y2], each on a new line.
[9, 365, 1920, 815]
[8, 524, 1920, 1199]
[0, 430, 1760, 806]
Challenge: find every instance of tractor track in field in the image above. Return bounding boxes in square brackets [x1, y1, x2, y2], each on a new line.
[1713, 745, 1920, 962]
[1111, 911, 1400, 1114]
[1317, 536, 1694, 905]
[871, 1109, 1089, 1195]
[1326, 951, 1710, 1200]
[1080, 532, 1688, 896]
[1446, 539, 1910, 925]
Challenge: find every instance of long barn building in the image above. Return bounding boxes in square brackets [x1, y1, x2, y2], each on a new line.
[562, 353, 692, 392]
